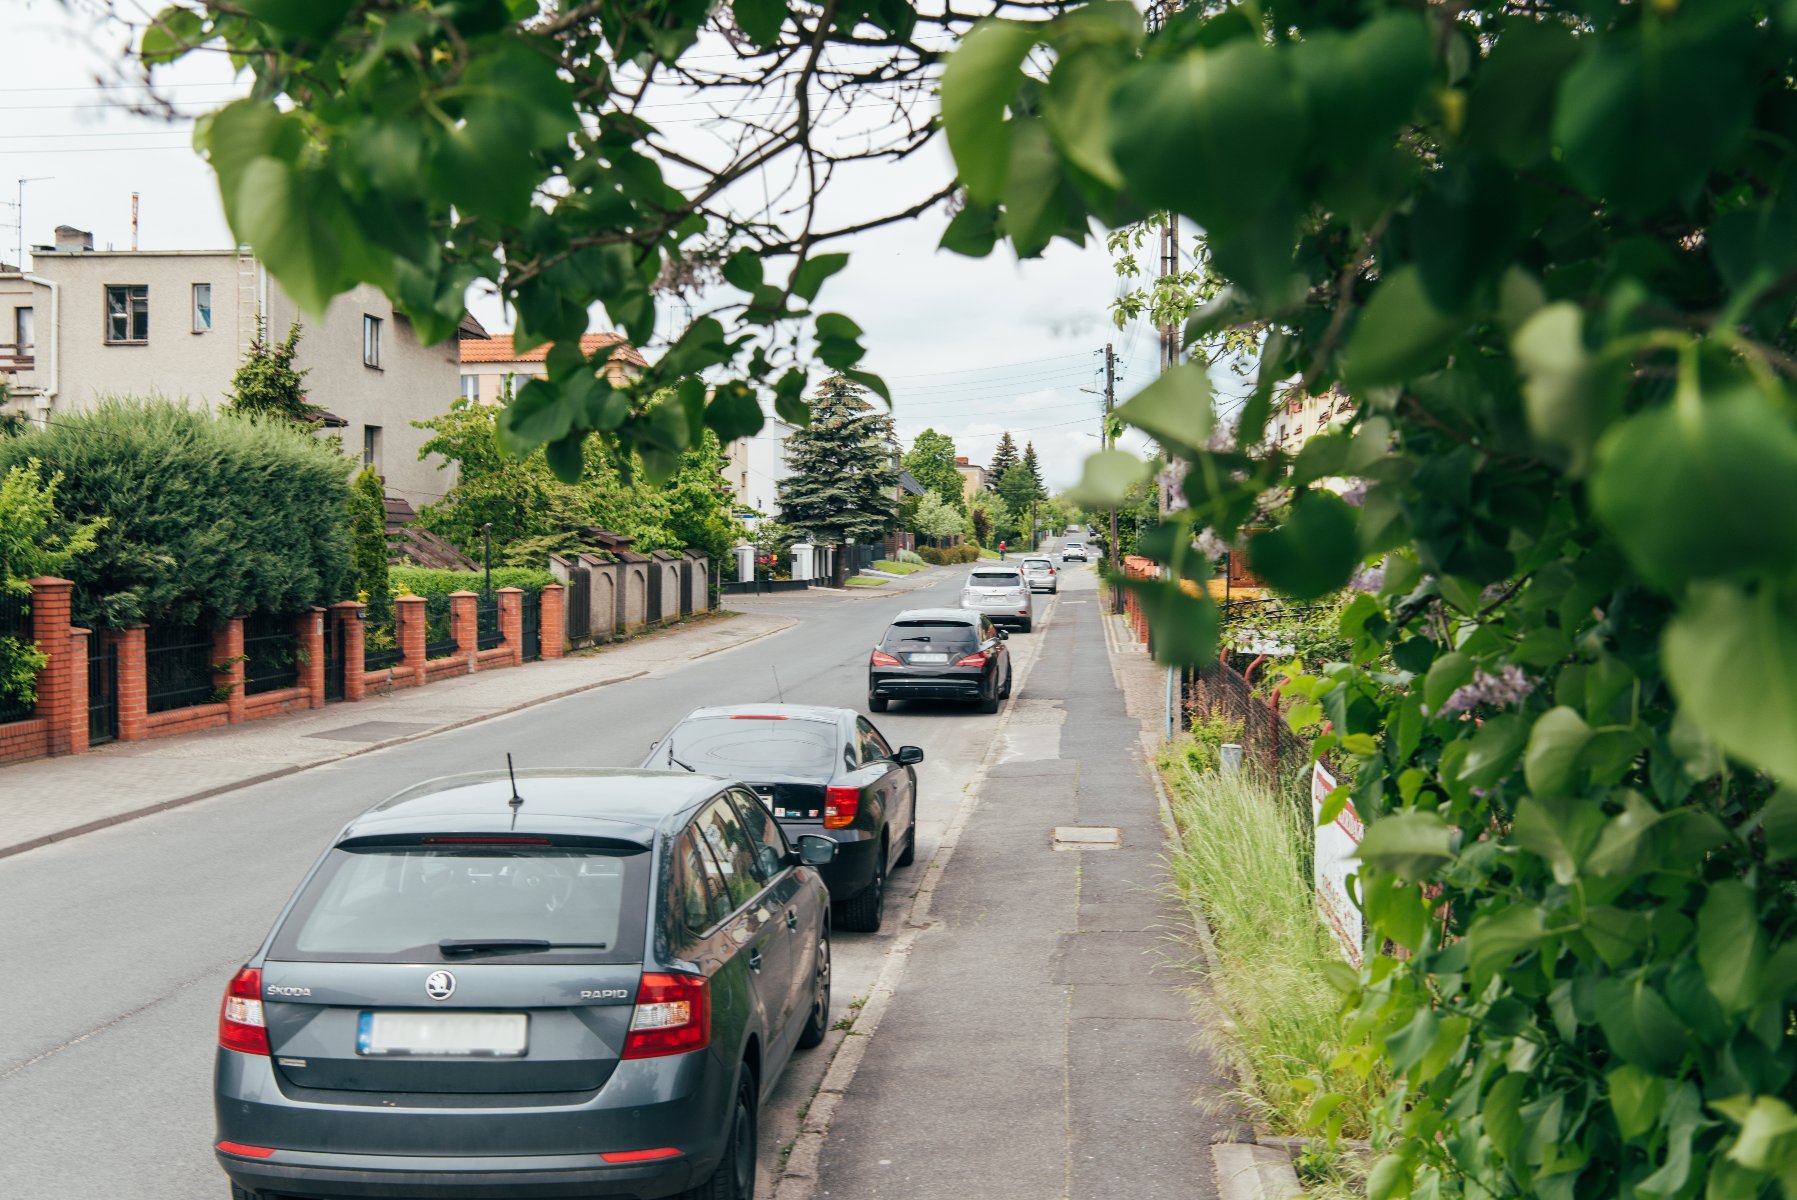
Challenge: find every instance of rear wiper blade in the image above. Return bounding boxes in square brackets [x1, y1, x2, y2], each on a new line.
[437, 938, 609, 956]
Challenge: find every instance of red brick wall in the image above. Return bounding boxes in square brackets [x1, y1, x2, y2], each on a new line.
[298, 608, 325, 709]
[333, 602, 366, 703]
[213, 617, 245, 724]
[115, 626, 148, 742]
[498, 588, 523, 668]
[540, 585, 566, 659]
[395, 595, 426, 688]
[0, 718, 49, 764]
[449, 592, 477, 674]
[29, 577, 77, 756]
[147, 702, 229, 739]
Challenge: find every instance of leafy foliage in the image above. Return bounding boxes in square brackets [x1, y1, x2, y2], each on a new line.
[0, 461, 103, 708]
[224, 317, 313, 428]
[775, 375, 898, 548]
[347, 466, 390, 624]
[908, 491, 965, 541]
[387, 566, 554, 599]
[903, 428, 966, 512]
[943, 3, 1797, 1195]
[0, 399, 350, 628]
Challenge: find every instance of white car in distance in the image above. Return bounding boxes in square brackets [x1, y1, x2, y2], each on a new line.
[961, 566, 1034, 633]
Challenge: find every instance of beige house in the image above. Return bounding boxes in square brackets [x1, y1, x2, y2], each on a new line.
[0, 226, 477, 509]
[953, 456, 988, 500]
[1271, 385, 1352, 454]
[457, 332, 647, 405]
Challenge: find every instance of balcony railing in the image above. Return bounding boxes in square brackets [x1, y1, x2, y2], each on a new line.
[0, 343, 35, 371]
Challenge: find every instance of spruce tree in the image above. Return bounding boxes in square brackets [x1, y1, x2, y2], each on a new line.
[225, 317, 314, 429]
[1021, 441, 1047, 501]
[776, 376, 897, 583]
[986, 431, 1019, 489]
[348, 466, 391, 624]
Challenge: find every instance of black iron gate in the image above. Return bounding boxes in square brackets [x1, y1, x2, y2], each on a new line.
[647, 565, 664, 624]
[322, 614, 345, 702]
[521, 592, 542, 662]
[679, 561, 694, 618]
[87, 636, 118, 745]
[565, 571, 591, 645]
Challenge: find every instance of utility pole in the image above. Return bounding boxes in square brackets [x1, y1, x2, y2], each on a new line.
[1104, 342, 1121, 614]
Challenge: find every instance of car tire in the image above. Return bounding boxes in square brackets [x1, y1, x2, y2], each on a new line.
[228, 1187, 259, 1200]
[796, 926, 832, 1049]
[978, 686, 1001, 714]
[1020, 619, 1033, 634]
[894, 803, 917, 868]
[1000, 668, 1012, 699]
[834, 843, 886, 933]
[679, 1072, 757, 1200]
[868, 693, 889, 713]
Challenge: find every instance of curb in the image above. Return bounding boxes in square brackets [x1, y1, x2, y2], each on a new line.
[0, 615, 799, 863]
[768, 594, 1057, 1200]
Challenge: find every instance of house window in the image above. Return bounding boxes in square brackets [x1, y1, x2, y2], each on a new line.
[459, 374, 479, 403]
[362, 425, 383, 473]
[192, 283, 212, 333]
[14, 307, 31, 354]
[362, 314, 381, 368]
[104, 285, 149, 344]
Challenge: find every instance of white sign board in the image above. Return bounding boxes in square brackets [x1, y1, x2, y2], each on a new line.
[1312, 761, 1364, 967]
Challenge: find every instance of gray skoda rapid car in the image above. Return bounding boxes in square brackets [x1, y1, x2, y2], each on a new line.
[213, 769, 836, 1200]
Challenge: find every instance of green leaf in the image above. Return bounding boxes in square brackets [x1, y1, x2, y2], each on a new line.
[1592, 384, 1797, 590]
[1119, 575, 1219, 666]
[1723, 1094, 1797, 1175]
[1513, 302, 1617, 477]
[940, 20, 1040, 203]
[1698, 881, 1766, 1015]
[1463, 19, 1581, 170]
[1044, 50, 1124, 189]
[1423, 652, 1473, 715]
[939, 203, 1000, 258]
[543, 433, 585, 483]
[1108, 41, 1306, 233]
[1524, 706, 1592, 797]
[1002, 119, 1072, 259]
[732, 0, 785, 47]
[1341, 266, 1467, 392]
[1460, 714, 1528, 789]
[1761, 788, 1797, 862]
[1291, 12, 1433, 167]
[140, 6, 203, 64]
[239, 0, 355, 39]
[1483, 1072, 1530, 1162]
[1466, 904, 1547, 988]
[1553, 29, 1753, 216]
[1366, 1154, 1410, 1200]
[773, 369, 810, 427]
[836, 369, 890, 404]
[1586, 790, 1674, 878]
[1356, 810, 1454, 881]
[1664, 583, 1797, 786]
[1594, 975, 1687, 1074]
[1065, 450, 1152, 509]
[1112, 363, 1214, 454]
[496, 377, 575, 454]
[231, 159, 359, 314]
[1248, 491, 1359, 601]
[790, 253, 850, 303]
[1512, 795, 1604, 886]
[722, 249, 763, 291]
[1607, 1065, 1666, 1141]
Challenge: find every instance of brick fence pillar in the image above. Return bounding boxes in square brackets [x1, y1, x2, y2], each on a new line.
[213, 617, 246, 723]
[115, 625, 148, 742]
[497, 588, 523, 668]
[539, 583, 566, 659]
[64, 627, 90, 756]
[449, 592, 478, 674]
[395, 594, 426, 687]
[332, 602, 366, 702]
[27, 576, 77, 756]
[297, 607, 325, 708]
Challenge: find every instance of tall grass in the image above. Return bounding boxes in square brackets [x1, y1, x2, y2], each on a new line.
[1160, 755, 1383, 1141]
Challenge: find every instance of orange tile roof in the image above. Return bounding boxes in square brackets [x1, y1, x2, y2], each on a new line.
[460, 332, 648, 369]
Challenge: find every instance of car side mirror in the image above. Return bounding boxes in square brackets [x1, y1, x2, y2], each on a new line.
[895, 745, 924, 766]
[795, 835, 837, 867]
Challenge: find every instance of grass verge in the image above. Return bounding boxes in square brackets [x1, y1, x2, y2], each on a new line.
[871, 559, 926, 575]
[844, 577, 887, 587]
[1160, 752, 1382, 1183]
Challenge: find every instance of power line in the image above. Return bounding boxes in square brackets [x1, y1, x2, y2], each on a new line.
[880, 351, 1089, 380]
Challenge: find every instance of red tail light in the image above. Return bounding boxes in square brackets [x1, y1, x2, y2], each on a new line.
[601, 1147, 684, 1164]
[870, 650, 901, 666]
[623, 973, 709, 1058]
[216, 1141, 276, 1159]
[218, 967, 269, 1056]
[954, 652, 988, 667]
[825, 785, 859, 829]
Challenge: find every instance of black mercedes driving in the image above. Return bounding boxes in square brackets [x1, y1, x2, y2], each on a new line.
[642, 705, 921, 934]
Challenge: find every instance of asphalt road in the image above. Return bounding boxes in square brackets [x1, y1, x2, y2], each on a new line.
[0, 556, 1066, 1198]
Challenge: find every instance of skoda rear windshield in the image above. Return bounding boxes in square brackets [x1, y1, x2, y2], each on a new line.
[882, 620, 978, 653]
[666, 715, 839, 776]
[269, 844, 649, 965]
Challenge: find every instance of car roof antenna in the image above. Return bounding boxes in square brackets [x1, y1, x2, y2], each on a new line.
[506, 753, 525, 816]
[772, 665, 785, 704]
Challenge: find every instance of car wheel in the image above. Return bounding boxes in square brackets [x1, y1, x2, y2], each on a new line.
[1020, 619, 1033, 634]
[894, 803, 917, 868]
[868, 693, 889, 713]
[834, 843, 886, 933]
[978, 685, 1001, 714]
[679, 1072, 757, 1200]
[796, 926, 832, 1049]
[1000, 668, 1012, 699]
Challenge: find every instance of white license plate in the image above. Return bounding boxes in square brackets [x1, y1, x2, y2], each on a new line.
[908, 652, 949, 663]
[357, 1011, 528, 1058]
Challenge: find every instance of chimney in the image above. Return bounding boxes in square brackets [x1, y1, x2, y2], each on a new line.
[955, 456, 969, 465]
[53, 225, 93, 253]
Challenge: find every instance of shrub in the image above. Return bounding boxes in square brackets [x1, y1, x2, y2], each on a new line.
[388, 566, 555, 598]
[918, 544, 979, 566]
[0, 398, 351, 628]
[894, 548, 925, 565]
[348, 466, 390, 623]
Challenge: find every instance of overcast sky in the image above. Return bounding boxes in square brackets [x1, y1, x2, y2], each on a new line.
[3, 0, 1162, 489]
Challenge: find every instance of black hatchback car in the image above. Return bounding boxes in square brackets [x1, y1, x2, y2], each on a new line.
[213, 769, 836, 1200]
[868, 608, 1012, 714]
[644, 706, 920, 934]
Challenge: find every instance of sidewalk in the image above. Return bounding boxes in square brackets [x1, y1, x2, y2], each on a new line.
[0, 610, 796, 859]
[791, 571, 1233, 1199]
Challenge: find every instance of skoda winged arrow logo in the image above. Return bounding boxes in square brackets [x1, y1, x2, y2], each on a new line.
[425, 970, 456, 1001]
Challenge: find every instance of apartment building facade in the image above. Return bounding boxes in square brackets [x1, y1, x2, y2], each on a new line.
[0, 226, 472, 509]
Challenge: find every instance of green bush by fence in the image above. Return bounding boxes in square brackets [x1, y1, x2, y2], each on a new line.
[0, 398, 352, 629]
[917, 544, 980, 565]
[388, 566, 555, 597]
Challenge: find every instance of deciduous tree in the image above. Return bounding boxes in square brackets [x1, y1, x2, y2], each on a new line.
[903, 428, 965, 512]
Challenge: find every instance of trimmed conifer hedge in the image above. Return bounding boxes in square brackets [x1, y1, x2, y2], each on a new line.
[0, 398, 353, 628]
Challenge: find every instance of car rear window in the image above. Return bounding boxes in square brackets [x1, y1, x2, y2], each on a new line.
[667, 716, 839, 775]
[881, 619, 978, 653]
[270, 845, 649, 965]
[969, 571, 1021, 585]
[1023, 559, 1052, 569]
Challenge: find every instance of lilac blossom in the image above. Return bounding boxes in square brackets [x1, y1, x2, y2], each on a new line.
[1441, 665, 1535, 714]
[1338, 480, 1368, 508]
[1196, 527, 1229, 560]
[1348, 564, 1384, 593]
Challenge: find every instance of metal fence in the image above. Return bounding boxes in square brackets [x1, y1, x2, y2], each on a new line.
[0, 591, 32, 723]
[565, 571, 591, 645]
[423, 595, 459, 660]
[1179, 657, 1317, 786]
[146, 623, 216, 713]
[520, 591, 542, 662]
[88, 636, 117, 744]
[243, 613, 300, 695]
[364, 603, 402, 673]
[476, 593, 503, 651]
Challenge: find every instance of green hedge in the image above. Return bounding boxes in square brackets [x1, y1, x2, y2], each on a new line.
[917, 544, 980, 565]
[388, 566, 555, 597]
[0, 398, 351, 628]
